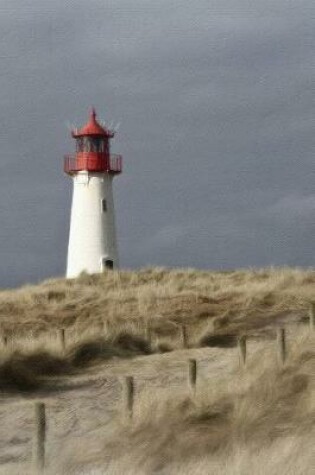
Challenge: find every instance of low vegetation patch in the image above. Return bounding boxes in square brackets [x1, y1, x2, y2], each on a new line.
[0, 332, 153, 391]
[199, 332, 237, 348]
[68, 332, 152, 368]
[0, 351, 67, 391]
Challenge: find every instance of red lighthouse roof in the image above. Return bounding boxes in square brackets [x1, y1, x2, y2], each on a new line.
[72, 108, 114, 138]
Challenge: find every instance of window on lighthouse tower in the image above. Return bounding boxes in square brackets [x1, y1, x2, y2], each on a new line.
[101, 199, 107, 212]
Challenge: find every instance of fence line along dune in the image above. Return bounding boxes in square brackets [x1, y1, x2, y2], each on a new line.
[55, 329, 314, 475]
[0, 267, 314, 389]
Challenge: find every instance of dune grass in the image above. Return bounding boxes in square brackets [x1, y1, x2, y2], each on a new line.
[62, 329, 314, 475]
[0, 266, 314, 346]
[0, 266, 313, 393]
[0, 267, 314, 473]
[0, 332, 153, 391]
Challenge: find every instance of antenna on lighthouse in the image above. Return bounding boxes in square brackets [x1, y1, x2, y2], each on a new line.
[113, 121, 121, 133]
[65, 121, 78, 136]
[65, 121, 75, 130]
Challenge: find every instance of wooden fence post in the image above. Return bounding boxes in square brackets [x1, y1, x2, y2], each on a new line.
[59, 329, 65, 350]
[33, 402, 46, 473]
[96, 320, 106, 335]
[145, 322, 151, 342]
[122, 376, 134, 421]
[102, 320, 109, 335]
[277, 328, 286, 364]
[309, 304, 315, 332]
[238, 335, 247, 367]
[188, 359, 197, 396]
[180, 325, 188, 349]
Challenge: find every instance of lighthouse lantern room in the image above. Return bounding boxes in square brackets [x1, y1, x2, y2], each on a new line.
[64, 108, 122, 278]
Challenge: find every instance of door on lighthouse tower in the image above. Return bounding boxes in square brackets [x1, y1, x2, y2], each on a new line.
[101, 258, 114, 271]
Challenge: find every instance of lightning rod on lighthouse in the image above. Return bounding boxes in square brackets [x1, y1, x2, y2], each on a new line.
[64, 108, 122, 278]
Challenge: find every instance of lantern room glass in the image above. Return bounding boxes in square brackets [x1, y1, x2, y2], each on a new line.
[76, 137, 108, 153]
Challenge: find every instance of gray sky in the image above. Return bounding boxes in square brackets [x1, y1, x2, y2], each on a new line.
[0, 0, 314, 287]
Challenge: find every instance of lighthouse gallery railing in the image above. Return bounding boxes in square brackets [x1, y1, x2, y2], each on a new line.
[64, 153, 122, 174]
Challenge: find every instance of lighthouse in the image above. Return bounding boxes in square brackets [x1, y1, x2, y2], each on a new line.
[64, 108, 122, 278]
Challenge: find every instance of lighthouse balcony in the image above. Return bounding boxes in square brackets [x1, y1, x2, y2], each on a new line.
[64, 153, 122, 175]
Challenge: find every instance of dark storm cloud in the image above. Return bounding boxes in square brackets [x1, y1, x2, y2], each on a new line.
[0, 0, 314, 286]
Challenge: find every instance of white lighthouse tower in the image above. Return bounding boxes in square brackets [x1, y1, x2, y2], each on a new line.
[64, 108, 122, 278]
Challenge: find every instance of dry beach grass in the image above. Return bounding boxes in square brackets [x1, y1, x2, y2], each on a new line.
[95, 331, 314, 475]
[0, 267, 314, 473]
[1, 266, 314, 344]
